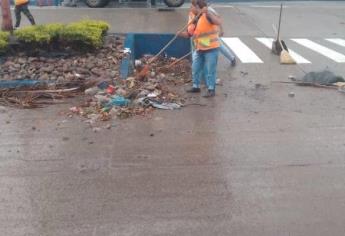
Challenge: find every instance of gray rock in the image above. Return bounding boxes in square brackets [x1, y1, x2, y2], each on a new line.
[39, 73, 50, 80]
[0, 106, 8, 113]
[17, 58, 27, 64]
[110, 70, 117, 78]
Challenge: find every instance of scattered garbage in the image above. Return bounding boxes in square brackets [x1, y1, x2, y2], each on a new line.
[288, 75, 296, 81]
[106, 95, 130, 107]
[301, 70, 344, 85]
[216, 78, 223, 86]
[277, 71, 345, 95]
[66, 54, 190, 123]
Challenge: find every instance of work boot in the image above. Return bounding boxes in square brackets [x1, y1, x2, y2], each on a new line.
[186, 87, 201, 93]
[231, 58, 236, 67]
[203, 90, 216, 97]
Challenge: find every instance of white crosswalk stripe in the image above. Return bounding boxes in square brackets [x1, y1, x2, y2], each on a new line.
[325, 38, 345, 48]
[291, 38, 345, 63]
[256, 37, 311, 64]
[221, 37, 263, 63]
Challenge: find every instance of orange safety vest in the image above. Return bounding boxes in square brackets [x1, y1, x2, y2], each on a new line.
[15, 0, 29, 6]
[193, 13, 220, 51]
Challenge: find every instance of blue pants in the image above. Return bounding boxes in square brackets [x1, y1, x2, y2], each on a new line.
[192, 48, 219, 91]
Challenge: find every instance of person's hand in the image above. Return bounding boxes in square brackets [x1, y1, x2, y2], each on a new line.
[178, 31, 189, 38]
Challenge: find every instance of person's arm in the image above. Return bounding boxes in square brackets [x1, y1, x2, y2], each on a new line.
[202, 7, 222, 26]
[219, 24, 224, 37]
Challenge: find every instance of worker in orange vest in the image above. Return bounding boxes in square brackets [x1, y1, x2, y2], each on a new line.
[181, 0, 236, 92]
[180, 0, 221, 97]
[14, 0, 36, 29]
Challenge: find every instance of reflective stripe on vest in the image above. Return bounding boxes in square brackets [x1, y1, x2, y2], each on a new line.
[15, 0, 29, 5]
[193, 14, 220, 51]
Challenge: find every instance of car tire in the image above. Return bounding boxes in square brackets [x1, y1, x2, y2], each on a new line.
[85, 0, 110, 8]
[163, 0, 184, 7]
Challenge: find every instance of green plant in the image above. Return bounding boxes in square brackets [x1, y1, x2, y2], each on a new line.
[8, 19, 110, 52]
[78, 19, 110, 34]
[0, 31, 10, 53]
[14, 25, 51, 44]
[60, 21, 104, 48]
[43, 23, 65, 39]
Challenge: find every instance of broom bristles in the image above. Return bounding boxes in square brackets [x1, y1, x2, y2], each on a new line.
[280, 50, 296, 64]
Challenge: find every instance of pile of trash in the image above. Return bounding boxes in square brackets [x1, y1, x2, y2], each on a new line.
[0, 32, 192, 120]
[69, 55, 191, 122]
[0, 35, 125, 108]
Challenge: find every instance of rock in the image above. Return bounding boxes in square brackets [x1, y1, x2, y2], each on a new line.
[52, 70, 60, 76]
[18, 57, 27, 64]
[109, 107, 118, 117]
[39, 73, 49, 80]
[76, 68, 90, 75]
[137, 90, 149, 98]
[65, 73, 76, 80]
[63, 64, 71, 72]
[47, 58, 56, 64]
[145, 84, 156, 91]
[158, 73, 166, 80]
[116, 88, 127, 97]
[86, 63, 95, 70]
[91, 68, 101, 76]
[93, 127, 101, 133]
[13, 64, 21, 69]
[288, 92, 295, 98]
[95, 95, 110, 105]
[97, 53, 105, 59]
[44, 65, 54, 73]
[135, 60, 142, 67]
[28, 57, 37, 63]
[110, 70, 117, 78]
[85, 87, 100, 96]
[2, 74, 10, 80]
[150, 71, 156, 78]
[288, 75, 296, 81]
[0, 106, 7, 113]
[57, 76, 65, 83]
[216, 78, 223, 86]
[56, 66, 63, 72]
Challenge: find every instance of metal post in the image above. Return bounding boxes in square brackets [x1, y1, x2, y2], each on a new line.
[1, 0, 14, 31]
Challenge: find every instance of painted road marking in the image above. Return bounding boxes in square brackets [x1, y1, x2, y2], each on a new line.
[291, 38, 345, 63]
[222, 37, 263, 63]
[256, 37, 311, 64]
[325, 38, 345, 48]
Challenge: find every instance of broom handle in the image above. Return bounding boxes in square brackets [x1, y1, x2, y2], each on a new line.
[165, 51, 192, 68]
[149, 3, 211, 64]
[277, 3, 283, 41]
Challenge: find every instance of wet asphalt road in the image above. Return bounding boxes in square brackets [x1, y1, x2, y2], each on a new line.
[1, 2, 345, 235]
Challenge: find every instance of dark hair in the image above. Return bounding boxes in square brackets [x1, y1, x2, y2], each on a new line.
[196, 0, 207, 8]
